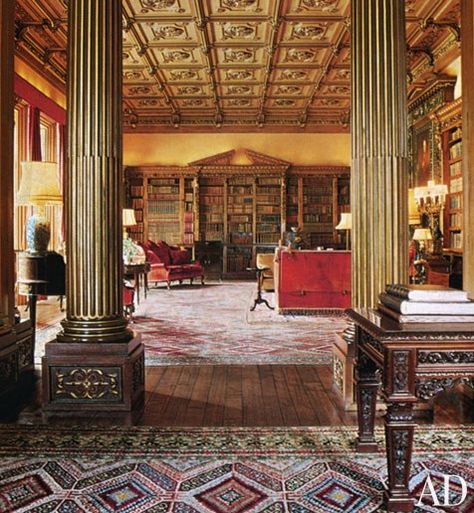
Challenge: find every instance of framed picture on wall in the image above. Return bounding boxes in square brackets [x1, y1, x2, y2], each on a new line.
[414, 121, 433, 187]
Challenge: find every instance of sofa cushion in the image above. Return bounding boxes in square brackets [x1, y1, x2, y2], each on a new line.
[149, 241, 171, 267]
[170, 248, 192, 265]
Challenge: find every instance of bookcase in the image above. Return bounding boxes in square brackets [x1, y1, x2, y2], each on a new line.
[125, 161, 350, 276]
[440, 99, 463, 253]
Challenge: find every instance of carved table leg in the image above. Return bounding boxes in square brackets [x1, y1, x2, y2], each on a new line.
[356, 350, 380, 452]
[385, 402, 415, 512]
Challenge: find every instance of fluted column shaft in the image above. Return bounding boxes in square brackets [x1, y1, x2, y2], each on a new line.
[60, 0, 130, 342]
[462, 0, 474, 296]
[0, 0, 14, 334]
[351, 0, 409, 308]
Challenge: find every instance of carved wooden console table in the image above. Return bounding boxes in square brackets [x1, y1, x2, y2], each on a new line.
[347, 307, 474, 512]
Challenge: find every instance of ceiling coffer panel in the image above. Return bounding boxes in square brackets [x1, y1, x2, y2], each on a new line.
[14, 0, 460, 132]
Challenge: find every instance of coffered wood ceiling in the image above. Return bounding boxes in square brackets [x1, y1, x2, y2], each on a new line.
[15, 0, 460, 133]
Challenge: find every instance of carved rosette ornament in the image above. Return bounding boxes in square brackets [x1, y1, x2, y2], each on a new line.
[220, 0, 259, 12]
[281, 70, 307, 81]
[292, 23, 327, 40]
[226, 70, 253, 81]
[286, 48, 316, 62]
[162, 49, 192, 63]
[150, 24, 186, 40]
[224, 48, 253, 63]
[139, 0, 184, 14]
[55, 368, 121, 401]
[170, 70, 198, 81]
[222, 24, 255, 40]
[297, 0, 339, 13]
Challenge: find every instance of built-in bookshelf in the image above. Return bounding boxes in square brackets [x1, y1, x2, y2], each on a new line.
[227, 176, 254, 245]
[128, 177, 145, 240]
[302, 176, 334, 247]
[147, 177, 180, 244]
[199, 176, 225, 242]
[441, 100, 463, 253]
[286, 175, 299, 231]
[256, 176, 282, 245]
[125, 161, 350, 275]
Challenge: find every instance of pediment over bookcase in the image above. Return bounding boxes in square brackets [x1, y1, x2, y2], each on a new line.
[189, 148, 291, 169]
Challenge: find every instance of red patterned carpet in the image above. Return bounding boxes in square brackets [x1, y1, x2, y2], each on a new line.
[36, 282, 347, 366]
[0, 425, 472, 512]
[134, 282, 347, 365]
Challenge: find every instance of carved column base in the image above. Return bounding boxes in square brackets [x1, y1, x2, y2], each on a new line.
[42, 333, 145, 425]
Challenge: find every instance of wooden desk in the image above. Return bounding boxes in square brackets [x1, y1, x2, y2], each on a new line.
[347, 307, 474, 512]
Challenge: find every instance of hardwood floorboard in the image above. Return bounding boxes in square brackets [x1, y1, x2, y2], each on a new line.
[202, 365, 228, 426]
[184, 365, 214, 426]
[258, 365, 285, 426]
[223, 366, 244, 427]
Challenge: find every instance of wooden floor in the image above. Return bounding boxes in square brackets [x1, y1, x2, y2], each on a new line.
[18, 300, 465, 427]
[142, 365, 360, 427]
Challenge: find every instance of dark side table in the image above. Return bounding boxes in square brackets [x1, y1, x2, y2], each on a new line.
[124, 262, 150, 305]
[247, 267, 274, 311]
[347, 307, 474, 512]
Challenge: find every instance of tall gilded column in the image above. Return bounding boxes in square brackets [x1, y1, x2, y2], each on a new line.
[462, 0, 474, 296]
[351, 0, 409, 309]
[0, 0, 18, 411]
[43, 0, 145, 422]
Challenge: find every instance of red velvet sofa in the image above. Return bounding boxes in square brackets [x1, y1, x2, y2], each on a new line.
[140, 240, 204, 288]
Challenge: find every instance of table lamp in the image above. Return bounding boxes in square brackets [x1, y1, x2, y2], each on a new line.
[412, 227, 432, 258]
[335, 212, 352, 250]
[122, 208, 137, 239]
[17, 161, 62, 254]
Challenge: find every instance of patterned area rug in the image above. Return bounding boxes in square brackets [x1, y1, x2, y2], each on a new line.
[35, 282, 347, 366]
[0, 425, 472, 512]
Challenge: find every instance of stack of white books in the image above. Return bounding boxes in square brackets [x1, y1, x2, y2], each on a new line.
[378, 284, 474, 324]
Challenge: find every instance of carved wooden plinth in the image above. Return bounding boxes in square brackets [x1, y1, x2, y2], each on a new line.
[42, 334, 144, 424]
[0, 332, 19, 415]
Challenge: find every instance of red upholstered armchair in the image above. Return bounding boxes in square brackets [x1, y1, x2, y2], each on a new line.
[140, 240, 204, 289]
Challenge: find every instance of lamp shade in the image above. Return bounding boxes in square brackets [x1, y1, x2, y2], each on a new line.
[335, 212, 352, 230]
[123, 208, 137, 227]
[17, 161, 62, 206]
[412, 228, 433, 241]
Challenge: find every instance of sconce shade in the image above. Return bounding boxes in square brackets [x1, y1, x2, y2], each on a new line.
[123, 208, 137, 227]
[412, 228, 433, 241]
[335, 213, 352, 230]
[17, 161, 62, 206]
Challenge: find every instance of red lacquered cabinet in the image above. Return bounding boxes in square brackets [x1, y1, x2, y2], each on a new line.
[274, 249, 351, 313]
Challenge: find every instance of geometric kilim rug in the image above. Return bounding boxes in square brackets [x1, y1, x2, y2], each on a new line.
[0, 425, 473, 512]
[35, 282, 348, 366]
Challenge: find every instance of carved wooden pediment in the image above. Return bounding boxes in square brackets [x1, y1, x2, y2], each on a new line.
[189, 148, 291, 167]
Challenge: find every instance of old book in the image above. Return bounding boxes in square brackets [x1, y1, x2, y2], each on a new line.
[378, 303, 474, 324]
[385, 284, 468, 303]
[379, 292, 474, 315]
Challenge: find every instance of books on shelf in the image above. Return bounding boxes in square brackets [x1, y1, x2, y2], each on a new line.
[379, 284, 474, 324]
